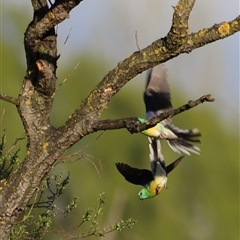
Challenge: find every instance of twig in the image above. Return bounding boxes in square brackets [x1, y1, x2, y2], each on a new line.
[59, 133, 104, 177]
[104, 189, 128, 240]
[58, 27, 73, 56]
[15, 187, 40, 224]
[135, 31, 140, 51]
[0, 109, 5, 125]
[0, 93, 19, 106]
[5, 136, 25, 155]
[56, 62, 80, 92]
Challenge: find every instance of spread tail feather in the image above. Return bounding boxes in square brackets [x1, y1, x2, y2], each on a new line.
[167, 139, 200, 155]
[167, 124, 201, 142]
[166, 124, 201, 155]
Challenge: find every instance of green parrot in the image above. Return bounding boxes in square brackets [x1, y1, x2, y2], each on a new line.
[116, 137, 184, 200]
[140, 64, 201, 155]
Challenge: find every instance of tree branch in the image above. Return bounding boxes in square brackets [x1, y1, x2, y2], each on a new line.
[0, 94, 19, 106]
[25, 0, 84, 47]
[59, 14, 239, 143]
[91, 94, 214, 133]
[0, 0, 238, 238]
[166, 0, 195, 50]
[183, 15, 240, 52]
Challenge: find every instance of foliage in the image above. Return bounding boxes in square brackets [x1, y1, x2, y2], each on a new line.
[0, 1, 239, 240]
[0, 134, 21, 183]
[0, 41, 239, 240]
[0, 138, 136, 239]
[61, 193, 137, 239]
[0, 41, 238, 240]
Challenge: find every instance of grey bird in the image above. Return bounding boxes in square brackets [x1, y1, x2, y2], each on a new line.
[140, 64, 201, 155]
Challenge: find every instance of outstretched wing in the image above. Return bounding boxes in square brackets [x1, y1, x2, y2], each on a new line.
[165, 156, 184, 174]
[144, 65, 172, 121]
[115, 163, 154, 186]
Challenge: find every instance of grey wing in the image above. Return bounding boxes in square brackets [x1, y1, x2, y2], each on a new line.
[148, 137, 166, 177]
[115, 163, 154, 186]
[144, 65, 173, 122]
[143, 65, 201, 156]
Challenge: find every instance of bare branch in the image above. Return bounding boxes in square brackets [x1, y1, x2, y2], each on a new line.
[5, 137, 25, 156]
[166, 0, 196, 50]
[25, 1, 84, 47]
[60, 15, 239, 144]
[0, 94, 19, 106]
[0, 0, 238, 237]
[135, 31, 141, 51]
[30, 0, 48, 12]
[91, 94, 214, 134]
[56, 62, 80, 92]
[0, 109, 5, 125]
[183, 16, 240, 52]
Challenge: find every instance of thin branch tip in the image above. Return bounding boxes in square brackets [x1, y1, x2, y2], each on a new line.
[0, 93, 19, 106]
[92, 93, 215, 135]
[205, 94, 215, 102]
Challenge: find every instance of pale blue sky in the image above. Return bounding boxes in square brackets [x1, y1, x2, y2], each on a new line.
[57, 0, 239, 125]
[2, 0, 240, 128]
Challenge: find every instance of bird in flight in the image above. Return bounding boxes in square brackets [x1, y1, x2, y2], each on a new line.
[139, 64, 201, 155]
[116, 137, 184, 200]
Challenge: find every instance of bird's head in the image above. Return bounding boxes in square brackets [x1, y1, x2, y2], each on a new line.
[138, 188, 156, 200]
[138, 176, 167, 200]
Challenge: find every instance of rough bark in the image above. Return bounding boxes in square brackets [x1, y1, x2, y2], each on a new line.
[0, 0, 239, 239]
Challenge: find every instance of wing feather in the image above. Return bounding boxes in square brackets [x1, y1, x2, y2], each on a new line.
[115, 163, 153, 186]
[144, 65, 172, 120]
